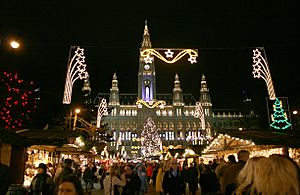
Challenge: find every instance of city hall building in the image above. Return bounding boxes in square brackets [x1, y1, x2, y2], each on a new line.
[87, 22, 257, 156]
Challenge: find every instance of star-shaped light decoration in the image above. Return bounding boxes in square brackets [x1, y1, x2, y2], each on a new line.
[252, 63, 261, 71]
[75, 47, 84, 56]
[76, 55, 85, 63]
[253, 49, 261, 57]
[165, 49, 174, 58]
[144, 55, 154, 63]
[252, 71, 261, 78]
[79, 71, 89, 79]
[252, 57, 261, 64]
[188, 56, 197, 64]
[77, 64, 87, 72]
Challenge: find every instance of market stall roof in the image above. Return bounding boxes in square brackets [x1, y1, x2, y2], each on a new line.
[202, 129, 300, 154]
[218, 129, 300, 148]
[0, 128, 82, 146]
[15, 129, 82, 146]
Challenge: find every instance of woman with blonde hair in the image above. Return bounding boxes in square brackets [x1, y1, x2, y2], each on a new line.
[156, 160, 170, 195]
[103, 165, 126, 195]
[235, 156, 265, 195]
[254, 154, 300, 195]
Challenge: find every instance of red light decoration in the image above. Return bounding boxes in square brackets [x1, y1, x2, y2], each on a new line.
[0, 71, 39, 129]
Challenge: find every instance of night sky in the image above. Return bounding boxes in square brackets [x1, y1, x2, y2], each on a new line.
[1, 1, 300, 125]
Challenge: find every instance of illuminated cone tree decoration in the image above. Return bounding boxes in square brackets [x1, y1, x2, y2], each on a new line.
[141, 117, 162, 157]
[270, 98, 291, 130]
[0, 71, 38, 129]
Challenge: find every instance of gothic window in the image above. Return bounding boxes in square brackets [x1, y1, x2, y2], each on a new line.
[169, 122, 174, 129]
[156, 110, 161, 116]
[193, 122, 197, 128]
[163, 122, 168, 129]
[186, 122, 191, 128]
[205, 108, 210, 116]
[162, 110, 167, 116]
[168, 110, 173, 116]
[145, 86, 150, 100]
[178, 122, 182, 129]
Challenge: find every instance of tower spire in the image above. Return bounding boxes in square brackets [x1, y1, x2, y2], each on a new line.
[109, 73, 120, 106]
[173, 74, 184, 106]
[141, 19, 152, 48]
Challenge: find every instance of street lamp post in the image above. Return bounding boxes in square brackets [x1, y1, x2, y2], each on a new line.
[73, 108, 81, 130]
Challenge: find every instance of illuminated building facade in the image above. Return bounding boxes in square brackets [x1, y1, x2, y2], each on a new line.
[93, 22, 258, 156]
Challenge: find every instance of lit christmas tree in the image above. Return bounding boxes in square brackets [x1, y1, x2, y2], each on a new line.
[141, 117, 162, 157]
[270, 98, 291, 130]
[0, 71, 38, 129]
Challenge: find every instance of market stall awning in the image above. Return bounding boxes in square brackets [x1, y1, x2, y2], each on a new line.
[15, 129, 82, 146]
[203, 129, 300, 154]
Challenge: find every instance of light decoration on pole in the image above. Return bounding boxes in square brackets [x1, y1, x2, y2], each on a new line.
[252, 48, 276, 100]
[270, 98, 291, 130]
[141, 117, 162, 157]
[194, 102, 205, 130]
[62, 46, 89, 104]
[136, 99, 166, 109]
[140, 48, 198, 64]
[96, 98, 108, 129]
[252, 48, 291, 130]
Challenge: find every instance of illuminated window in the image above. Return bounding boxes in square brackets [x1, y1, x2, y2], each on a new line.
[156, 110, 161, 116]
[168, 110, 173, 116]
[162, 110, 167, 116]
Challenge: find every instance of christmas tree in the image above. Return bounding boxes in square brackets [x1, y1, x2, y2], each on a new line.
[270, 98, 291, 130]
[141, 117, 162, 157]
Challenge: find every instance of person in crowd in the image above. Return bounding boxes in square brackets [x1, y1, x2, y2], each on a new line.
[0, 162, 11, 195]
[187, 162, 199, 195]
[162, 159, 185, 195]
[103, 165, 126, 195]
[91, 162, 97, 188]
[235, 156, 266, 195]
[156, 160, 170, 195]
[151, 163, 158, 186]
[47, 162, 55, 177]
[223, 150, 250, 195]
[199, 165, 219, 195]
[181, 162, 189, 191]
[56, 175, 84, 195]
[55, 159, 74, 184]
[54, 162, 64, 183]
[211, 159, 219, 171]
[214, 158, 226, 178]
[29, 163, 55, 195]
[135, 163, 148, 195]
[198, 158, 205, 176]
[254, 154, 300, 195]
[146, 163, 153, 183]
[218, 155, 236, 194]
[123, 164, 141, 195]
[73, 163, 82, 180]
[82, 164, 93, 191]
[98, 163, 106, 189]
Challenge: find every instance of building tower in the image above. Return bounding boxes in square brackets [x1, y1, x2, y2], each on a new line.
[109, 73, 120, 106]
[199, 75, 212, 117]
[82, 77, 92, 105]
[138, 20, 156, 102]
[172, 74, 184, 106]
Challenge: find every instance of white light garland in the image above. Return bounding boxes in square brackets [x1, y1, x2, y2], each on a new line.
[63, 46, 89, 104]
[252, 48, 276, 100]
[194, 102, 205, 130]
[141, 48, 198, 64]
[96, 98, 108, 128]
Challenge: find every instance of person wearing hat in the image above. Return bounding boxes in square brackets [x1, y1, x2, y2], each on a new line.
[135, 163, 148, 195]
[28, 163, 55, 195]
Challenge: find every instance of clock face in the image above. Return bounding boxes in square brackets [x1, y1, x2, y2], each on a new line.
[144, 64, 150, 70]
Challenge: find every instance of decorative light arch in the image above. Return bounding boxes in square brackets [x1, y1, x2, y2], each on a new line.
[140, 48, 198, 64]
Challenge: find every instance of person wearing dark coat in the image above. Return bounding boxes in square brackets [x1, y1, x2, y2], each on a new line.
[122, 164, 141, 195]
[29, 163, 55, 195]
[0, 162, 11, 195]
[199, 165, 219, 195]
[187, 163, 199, 195]
[162, 159, 185, 195]
[55, 159, 74, 184]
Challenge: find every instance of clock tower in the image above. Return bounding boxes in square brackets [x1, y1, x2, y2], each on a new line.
[138, 20, 156, 102]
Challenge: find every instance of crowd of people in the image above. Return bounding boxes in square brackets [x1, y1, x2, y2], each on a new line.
[1, 150, 300, 195]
